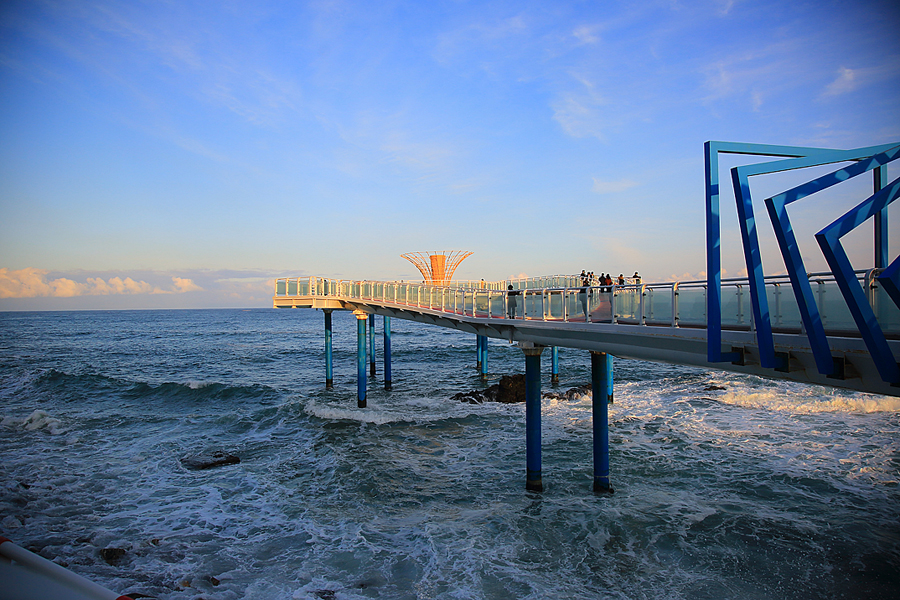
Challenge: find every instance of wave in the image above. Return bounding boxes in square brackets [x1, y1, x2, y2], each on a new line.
[1, 409, 65, 435]
[717, 388, 900, 414]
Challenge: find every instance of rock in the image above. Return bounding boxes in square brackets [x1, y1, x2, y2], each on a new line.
[99, 547, 126, 565]
[544, 384, 592, 401]
[496, 374, 526, 403]
[181, 451, 240, 470]
[314, 591, 336, 600]
[704, 385, 726, 391]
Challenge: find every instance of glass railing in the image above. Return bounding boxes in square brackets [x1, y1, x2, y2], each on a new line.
[274, 270, 900, 336]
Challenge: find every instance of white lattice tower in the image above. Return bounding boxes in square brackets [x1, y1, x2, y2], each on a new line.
[401, 250, 473, 285]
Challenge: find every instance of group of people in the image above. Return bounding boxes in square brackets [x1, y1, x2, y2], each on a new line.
[579, 270, 640, 290]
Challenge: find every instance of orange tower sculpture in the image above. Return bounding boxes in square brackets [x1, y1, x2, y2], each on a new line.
[401, 250, 473, 285]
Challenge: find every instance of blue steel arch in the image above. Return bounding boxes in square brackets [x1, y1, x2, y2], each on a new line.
[705, 140, 900, 384]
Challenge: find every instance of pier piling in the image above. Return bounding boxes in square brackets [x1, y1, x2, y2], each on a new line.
[369, 314, 376, 376]
[551, 346, 559, 384]
[384, 316, 392, 390]
[523, 344, 545, 492]
[476, 334, 484, 371]
[480, 336, 488, 381]
[591, 351, 614, 494]
[324, 310, 334, 389]
[355, 311, 368, 408]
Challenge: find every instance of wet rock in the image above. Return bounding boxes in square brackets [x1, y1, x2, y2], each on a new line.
[99, 547, 126, 565]
[314, 591, 336, 600]
[544, 384, 592, 401]
[453, 375, 526, 403]
[181, 451, 240, 470]
[704, 385, 727, 391]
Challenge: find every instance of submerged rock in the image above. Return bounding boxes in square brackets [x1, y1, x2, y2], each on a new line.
[181, 451, 240, 470]
[99, 547, 126, 565]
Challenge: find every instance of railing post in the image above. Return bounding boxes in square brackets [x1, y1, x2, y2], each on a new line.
[639, 285, 646, 325]
[671, 282, 679, 327]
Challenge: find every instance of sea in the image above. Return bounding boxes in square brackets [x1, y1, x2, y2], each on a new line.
[1, 308, 899, 600]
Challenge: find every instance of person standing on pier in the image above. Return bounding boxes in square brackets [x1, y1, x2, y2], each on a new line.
[507, 285, 519, 319]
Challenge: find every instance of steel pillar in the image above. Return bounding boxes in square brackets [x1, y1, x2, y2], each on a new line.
[324, 310, 334, 389]
[875, 166, 888, 268]
[368, 314, 376, 376]
[476, 334, 484, 370]
[383, 316, 392, 390]
[480, 335, 488, 380]
[591, 351, 614, 493]
[355, 311, 368, 408]
[523, 345, 545, 492]
[551, 346, 559, 384]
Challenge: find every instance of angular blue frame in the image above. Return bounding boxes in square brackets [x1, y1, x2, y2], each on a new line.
[816, 177, 900, 383]
[705, 141, 837, 364]
[763, 145, 900, 375]
[706, 140, 899, 384]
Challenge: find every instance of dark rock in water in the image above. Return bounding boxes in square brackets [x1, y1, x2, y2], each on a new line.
[99, 547, 126, 565]
[545, 384, 592, 401]
[704, 385, 727, 391]
[497, 374, 526, 403]
[455, 377, 595, 404]
[181, 451, 241, 470]
[314, 591, 336, 600]
[453, 374, 526, 403]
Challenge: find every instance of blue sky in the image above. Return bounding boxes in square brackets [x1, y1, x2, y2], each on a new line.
[1, 0, 898, 309]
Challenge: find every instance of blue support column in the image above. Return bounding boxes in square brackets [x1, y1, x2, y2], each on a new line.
[480, 335, 488, 380]
[523, 345, 544, 492]
[551, 346, 559, 384]
[368, 314, 376, 377]
[355, 311, 368, 408]
[591, 351, 614, 494]
[383, 316, 392, 390]
[875, 166, 889, 268]
[324, 310, 334, 389]
[476, 335, 484, 371]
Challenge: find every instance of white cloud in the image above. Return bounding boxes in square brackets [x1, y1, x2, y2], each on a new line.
[592, 177, 638, 194]
[0, 268, 202, 298]
[823, 67, 857, 96]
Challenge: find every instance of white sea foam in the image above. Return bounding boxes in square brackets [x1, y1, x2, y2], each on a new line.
[4, 409, 66, 434]
[718, 388, 900, 413]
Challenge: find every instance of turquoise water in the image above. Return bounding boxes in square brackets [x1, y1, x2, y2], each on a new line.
[1, 309, 898, 599]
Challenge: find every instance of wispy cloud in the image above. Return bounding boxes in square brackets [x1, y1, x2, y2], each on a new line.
[592, 177, 638, 194]
[821, 62, 900, 97]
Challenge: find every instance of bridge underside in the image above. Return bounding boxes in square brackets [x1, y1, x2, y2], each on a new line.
[275, 296, 899, 397]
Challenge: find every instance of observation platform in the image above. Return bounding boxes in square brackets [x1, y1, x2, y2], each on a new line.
[274, 272, 900, 397]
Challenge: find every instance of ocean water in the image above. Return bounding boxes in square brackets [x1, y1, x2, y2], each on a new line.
[1, 308, 898, 600]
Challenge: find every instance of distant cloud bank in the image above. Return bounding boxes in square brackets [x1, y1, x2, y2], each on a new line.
[0, 268, 202, 299]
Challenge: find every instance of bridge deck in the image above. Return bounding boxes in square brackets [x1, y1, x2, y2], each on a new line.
[274, 281, 900, 397]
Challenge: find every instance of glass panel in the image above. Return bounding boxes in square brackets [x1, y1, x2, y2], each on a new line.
[490, 293, 504, 317]
[677, 286, 706, 326]
[299, 279, 310, 296]
[767, 283, 801, 329]
[464, 292, 473, 316]
[475, 291, 489, 317]
[645, 287, 672, 324]
[616, 288, 640, 322]
[875, 285, 900, 334]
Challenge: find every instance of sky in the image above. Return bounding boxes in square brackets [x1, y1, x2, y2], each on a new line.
[1, 0, 898, 310]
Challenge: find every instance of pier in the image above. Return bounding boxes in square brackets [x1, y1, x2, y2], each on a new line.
[274, 140, 899, 492]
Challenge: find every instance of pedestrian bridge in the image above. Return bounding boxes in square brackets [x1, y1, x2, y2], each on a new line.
[272, 140, 899, 493]
[274, 271, 900, 397]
